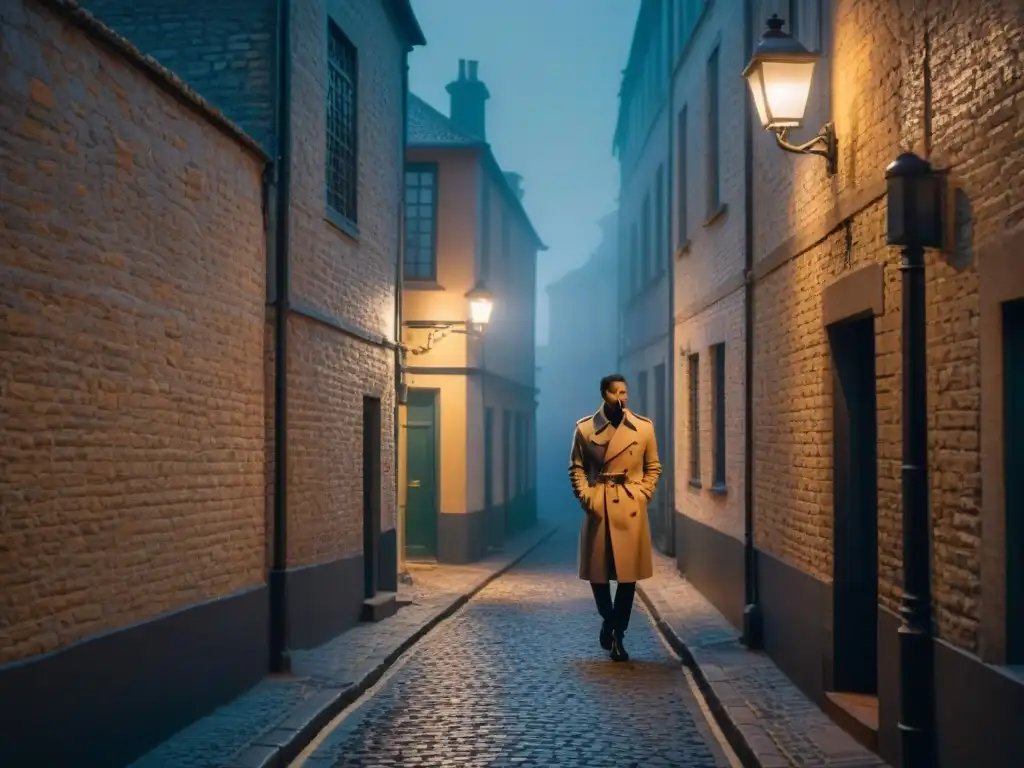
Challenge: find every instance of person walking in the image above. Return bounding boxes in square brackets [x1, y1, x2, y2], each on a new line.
[568, 373, 662, 662]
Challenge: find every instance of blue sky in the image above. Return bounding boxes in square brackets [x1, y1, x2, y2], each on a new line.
[408, 0, 640, 346]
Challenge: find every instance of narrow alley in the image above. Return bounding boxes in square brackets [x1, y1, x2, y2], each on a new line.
[289, 528, 732, 768]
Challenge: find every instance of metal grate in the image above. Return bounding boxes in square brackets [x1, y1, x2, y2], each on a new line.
[327, 22, 357, 224]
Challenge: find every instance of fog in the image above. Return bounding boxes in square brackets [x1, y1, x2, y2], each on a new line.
[409, 0, 639, 523]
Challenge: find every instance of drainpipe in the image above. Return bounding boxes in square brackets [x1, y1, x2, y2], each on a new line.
[269, 0, 293, 674]
[395, 51, 410, 584]
[664, 0, 676, 558]
[741, 0, 763, 650]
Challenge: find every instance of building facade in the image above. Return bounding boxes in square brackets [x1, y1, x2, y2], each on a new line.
[1, 0, 423, 765]
[616, 0, 1024, 763]
[613, 0, 676, 555]
[670, 0, 750, 629]
[745, 1, 1024, 764]
[536, 211, 619, 518]
[399, 62, 544, 566]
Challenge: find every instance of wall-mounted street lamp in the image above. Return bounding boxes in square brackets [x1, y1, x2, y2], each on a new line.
[743, 14, 837, 176]
[886, 152, 945, 768]
[402, 280, 495, 357]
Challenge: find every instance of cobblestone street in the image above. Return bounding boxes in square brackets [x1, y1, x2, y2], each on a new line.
[294, 529, 732, 768]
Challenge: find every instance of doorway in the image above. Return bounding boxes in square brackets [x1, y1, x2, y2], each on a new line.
[828, 316, 878, 699]
[502, 410, 512, 536]
[1005, 299, 1024, 660]
[362, 396, 382, 599]
[485, 407, 501, 550]
[405, 389, 439, 559]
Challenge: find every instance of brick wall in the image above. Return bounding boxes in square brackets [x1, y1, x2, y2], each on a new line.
[82, 0, 278, 150]
[284, 0, 402, 565]
[671, 0, 748, 540]
[0, 0, 267, 663]
[751, 0, 1023, 652]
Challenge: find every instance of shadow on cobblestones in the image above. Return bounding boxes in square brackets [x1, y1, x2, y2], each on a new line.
[299, 529, 727, 768]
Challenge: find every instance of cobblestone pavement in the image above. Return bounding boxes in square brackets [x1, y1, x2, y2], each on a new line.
[296, 529, 732, 768]
[638, 551, 891, 768]
[128, 525, 557, 768]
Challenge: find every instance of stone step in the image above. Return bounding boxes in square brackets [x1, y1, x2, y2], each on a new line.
[360, 591, 400, 623]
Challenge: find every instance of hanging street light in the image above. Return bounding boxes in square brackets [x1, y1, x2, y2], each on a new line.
[743, 14, 838, 175]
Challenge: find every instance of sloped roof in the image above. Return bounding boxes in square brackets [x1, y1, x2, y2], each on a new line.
[408, 94, 483, 148]
[407, 94, 547, 251]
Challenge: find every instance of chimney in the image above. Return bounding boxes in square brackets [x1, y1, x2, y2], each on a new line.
[446, 58, 490, 140]
[503, 172, 524, 200]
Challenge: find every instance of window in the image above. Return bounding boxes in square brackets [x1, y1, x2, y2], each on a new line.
[678, 0, 708, 54]
[655, 164, 665, 271]
[480, 179, 491, 279]
[787, 0, 800, 43]
[630, 221, 640, 296]
[636, 370, 649, 416]
[501, 210, 511, 265]
[327, 22, 357, 225]
[711, 343, 726, 490]
[641, 192, 652, 284]
[706, 45, 720, 217]
[404, 164, 437, 280]
[677, 106, 688, 247]
[689, 353, 700, 484]
[1005, 299, 1024, 660]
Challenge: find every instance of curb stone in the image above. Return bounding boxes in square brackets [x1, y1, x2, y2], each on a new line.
[637, 584, 765, 768]
[224, 524, 560, 768]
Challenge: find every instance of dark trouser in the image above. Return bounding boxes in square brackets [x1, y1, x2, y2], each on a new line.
[591, 581, 636, 633]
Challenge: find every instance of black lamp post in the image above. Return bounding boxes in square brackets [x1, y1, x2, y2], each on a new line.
[885, 151, 943, 768]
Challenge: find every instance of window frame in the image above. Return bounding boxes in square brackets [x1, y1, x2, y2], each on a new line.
[655, 163, 665, 272]
[677, 105, 689, 248]
[705, 44, 721, 218]
[688, 353, 701, 486]
[711, 343, 727, 491]
[480, 177, 492, 280]
[642, 192, 652, 284]
[326, 20, 359, 231]
[403, 162, 439, 282]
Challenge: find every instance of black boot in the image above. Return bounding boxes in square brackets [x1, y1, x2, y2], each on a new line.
[609, 629, 629, 662]
[599, 619, 613, 650]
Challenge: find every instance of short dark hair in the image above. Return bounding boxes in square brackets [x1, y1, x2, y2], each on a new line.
[600, 373, 626, 396]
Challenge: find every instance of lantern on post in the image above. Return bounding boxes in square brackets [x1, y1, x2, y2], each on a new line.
[885, 150, 945, 768]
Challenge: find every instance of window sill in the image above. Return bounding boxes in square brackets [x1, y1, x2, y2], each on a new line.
[710, 482, 728, 496]
[674, 239, 692, 259]
[326, 207, 360, 242]
[688, 478, 702, 490]
[404, 280, 445, 291]
[703, 203, 728, 229]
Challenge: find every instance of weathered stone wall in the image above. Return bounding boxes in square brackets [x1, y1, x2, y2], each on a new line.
[751, 0, 1023, 652]
[0, 0, 267, 663]
[671, 0, 749, 540]
[284, 0, 403, 565]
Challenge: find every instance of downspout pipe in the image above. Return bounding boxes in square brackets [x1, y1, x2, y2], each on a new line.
[269, 0, 293, 674]
[741, 0, 763, 650]
[394, 50, 410, 585]
[664, 0, 676, 559]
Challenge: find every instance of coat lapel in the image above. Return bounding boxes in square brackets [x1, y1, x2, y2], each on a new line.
[603, 410, 639, 467]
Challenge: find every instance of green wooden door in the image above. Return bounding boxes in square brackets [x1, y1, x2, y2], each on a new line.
[405, 389, 439, 559]
[1005, 299, 1024, 659]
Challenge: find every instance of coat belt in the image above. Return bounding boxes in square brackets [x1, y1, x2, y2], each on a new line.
[595, 472, 631, 503]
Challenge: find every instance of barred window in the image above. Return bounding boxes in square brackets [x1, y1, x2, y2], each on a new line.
[404, 164, 438, 280]
[327, 22, 357, 225]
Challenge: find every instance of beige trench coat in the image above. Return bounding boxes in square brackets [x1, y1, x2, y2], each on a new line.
[569, 407, 662, 583]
